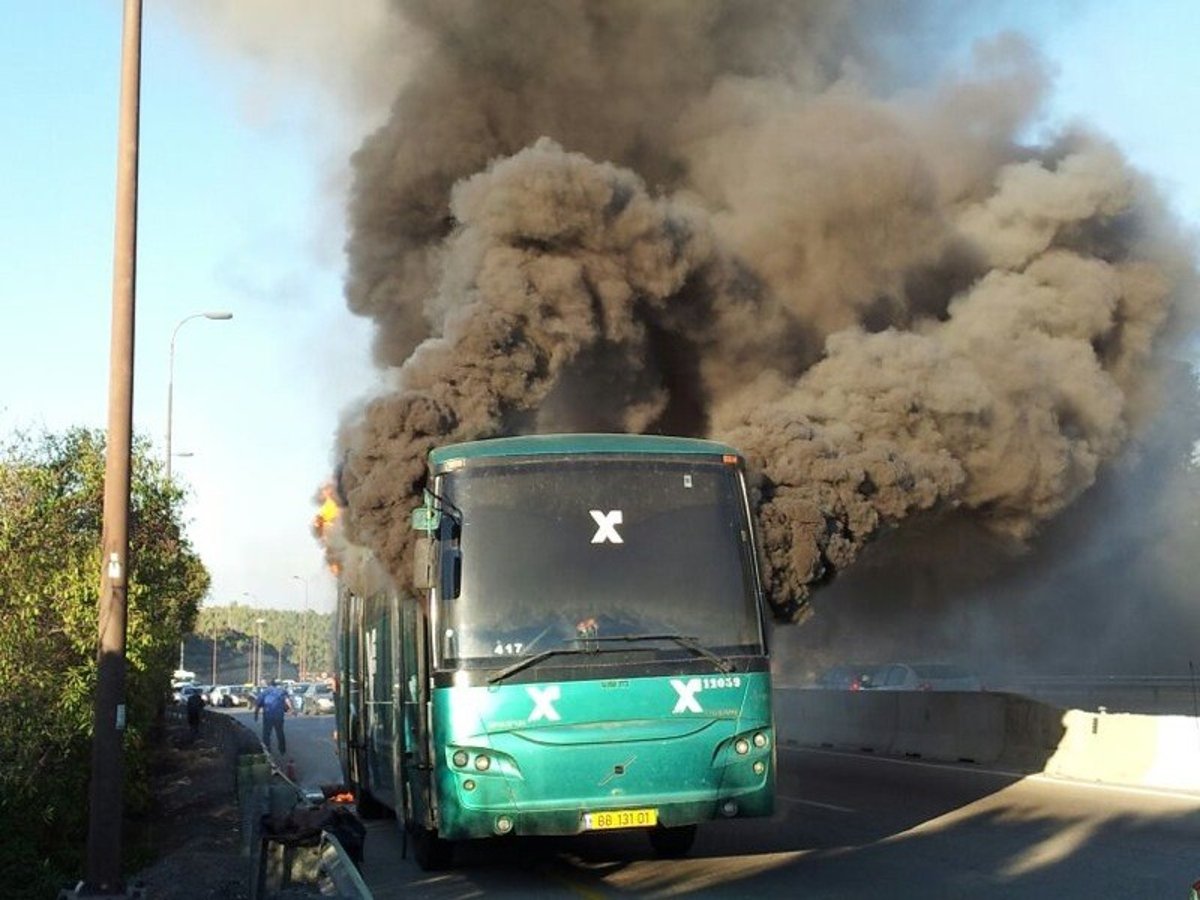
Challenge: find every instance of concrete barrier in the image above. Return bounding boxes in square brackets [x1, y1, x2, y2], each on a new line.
[890, 692, 1007, 763]
[787, 689, 899, 753]
[997, 693, 1066, 769]
[1044, 710, 1200, 792]
[774, 687, 1200, 793]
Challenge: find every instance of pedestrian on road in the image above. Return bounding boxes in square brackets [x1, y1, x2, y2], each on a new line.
[254, 679, 292, 754]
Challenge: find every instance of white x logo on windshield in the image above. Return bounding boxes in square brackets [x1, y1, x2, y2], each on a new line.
[590, 509, 624, 544]
[527, 685, 561, 722]
[671, 678, 703, 714]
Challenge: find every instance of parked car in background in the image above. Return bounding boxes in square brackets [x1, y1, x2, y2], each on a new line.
[813, 664, 885, 691]
[299, 682, 335, 715]
[174, 684, 205, 706]
[288, 683, 313, 714]
[873, 663, 983, 691]
[209, 684, 249, 708]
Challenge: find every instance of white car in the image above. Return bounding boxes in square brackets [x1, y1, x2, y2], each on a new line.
[174, 684, 205, 705]
[873, 663, 982, 691]
[209, 685, 249, 708]
[297, 682, 335, 715]
[288, 683, 313, 713]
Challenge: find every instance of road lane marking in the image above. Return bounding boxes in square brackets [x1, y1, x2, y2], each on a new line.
[777, 793, 854, 813]
[540, 865, 609, 899]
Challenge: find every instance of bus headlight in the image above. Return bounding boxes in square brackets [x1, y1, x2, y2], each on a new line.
[753, 731, 768, 749]
[452, 750, 469, 768]
[474, 754, 492, 772]
[734, 738, 750, 756]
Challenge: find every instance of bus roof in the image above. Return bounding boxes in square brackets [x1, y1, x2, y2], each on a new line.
[429, 433, 743, 469]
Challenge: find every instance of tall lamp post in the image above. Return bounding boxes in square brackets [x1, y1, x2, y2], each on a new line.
[166, 310, 232, 480]
[292, 575, 309, 679]
[255, 618, 266, 686]
[242, 592, 255, 683]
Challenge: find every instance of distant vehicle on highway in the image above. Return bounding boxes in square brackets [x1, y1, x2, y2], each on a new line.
[813, 664, 884, 691]
[872, 663, 982, 691]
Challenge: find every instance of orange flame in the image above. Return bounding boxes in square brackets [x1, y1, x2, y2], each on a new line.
[313, 484, 342, 538]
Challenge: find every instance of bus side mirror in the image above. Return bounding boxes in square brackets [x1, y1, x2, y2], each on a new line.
[411, 507, 441, 532]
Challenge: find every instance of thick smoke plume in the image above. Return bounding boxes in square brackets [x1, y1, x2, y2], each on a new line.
[328, 1, 1192, 619]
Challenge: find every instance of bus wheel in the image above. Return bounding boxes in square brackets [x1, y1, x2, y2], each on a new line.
[648, 823, 697, 858]
[409, 824, 454, 870]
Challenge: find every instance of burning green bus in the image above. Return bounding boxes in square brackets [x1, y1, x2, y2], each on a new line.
[336, 434, 774, 869]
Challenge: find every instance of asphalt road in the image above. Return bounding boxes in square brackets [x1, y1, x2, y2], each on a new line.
[215, 708, 1200, 897]
[221, 707, 343, 790]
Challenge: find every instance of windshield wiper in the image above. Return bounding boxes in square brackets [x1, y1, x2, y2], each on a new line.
[487, 634, 734, 684]
[487, 647, 587, 685]
[586, 634, 734, 673]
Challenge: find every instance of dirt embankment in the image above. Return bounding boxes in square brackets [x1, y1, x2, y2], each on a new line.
[128, 711, 259, 899]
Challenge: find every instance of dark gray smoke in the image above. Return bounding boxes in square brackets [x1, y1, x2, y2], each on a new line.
[328, 1, 1194, 620]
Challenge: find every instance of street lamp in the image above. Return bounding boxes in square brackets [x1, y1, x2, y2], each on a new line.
[242, 591, 256, 682]
[166, 310, 232, 480]
[255, 618, 266, 686]
[292, 575, 309, 679]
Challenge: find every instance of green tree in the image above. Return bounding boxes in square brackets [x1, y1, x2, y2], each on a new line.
[0, 427, 209, 895]
[192, 605, 335, 681]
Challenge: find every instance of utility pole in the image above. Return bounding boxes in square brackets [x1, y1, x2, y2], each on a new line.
[80, 0, 141, 894]
[255, 618, 266, 686]
[292, 575, 308, 679]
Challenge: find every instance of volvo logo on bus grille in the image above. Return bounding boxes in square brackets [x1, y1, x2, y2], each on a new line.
[589, 509, 623, 544]
[599, 756, 637, 786]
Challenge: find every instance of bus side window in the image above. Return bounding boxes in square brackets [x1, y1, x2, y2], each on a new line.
[413, 536, 434, 590]
[440, 517, 462, 600]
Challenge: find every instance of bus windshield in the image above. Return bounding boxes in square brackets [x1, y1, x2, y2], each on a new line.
[436, 455, 763, 667]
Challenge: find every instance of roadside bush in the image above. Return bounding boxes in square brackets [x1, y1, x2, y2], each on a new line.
[0, 427, 208, 895]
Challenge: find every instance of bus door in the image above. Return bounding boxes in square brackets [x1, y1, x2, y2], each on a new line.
[341, 589, 368, 794]
[395, 597, 422, 823]
[363, 593, 397, 807]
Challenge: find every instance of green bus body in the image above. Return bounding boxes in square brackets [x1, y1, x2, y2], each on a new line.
[427, 671, 774, 839]
[336, 434, 774, 866]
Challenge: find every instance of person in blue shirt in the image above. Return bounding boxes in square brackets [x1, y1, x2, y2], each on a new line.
[254, 679, 292, 754]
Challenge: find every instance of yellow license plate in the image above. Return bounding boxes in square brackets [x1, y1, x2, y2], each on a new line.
[583, 808, 658, 830]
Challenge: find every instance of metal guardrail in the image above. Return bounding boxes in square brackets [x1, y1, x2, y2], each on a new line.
[318, 833, 372, 899]
[998, 675, 1198, 688]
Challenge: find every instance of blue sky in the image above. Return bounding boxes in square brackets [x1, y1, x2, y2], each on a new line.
[1, 2, 374, 613]
[1, 2, 1196, 615]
